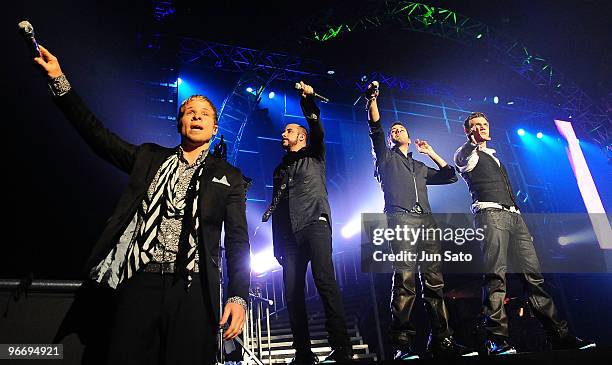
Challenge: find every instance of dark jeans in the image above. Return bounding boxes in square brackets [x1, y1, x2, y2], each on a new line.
[474, 208, 569, 340]
[386, 212, 452, 347]
[277, 220, 350, 352]
[106, 271, 217, 365]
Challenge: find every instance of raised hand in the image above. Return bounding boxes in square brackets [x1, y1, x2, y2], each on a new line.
[33, 45, 63, 79]
[415, 139, 434, 155]
[365, 81, 380, 99]
[298, 81, 314, 98]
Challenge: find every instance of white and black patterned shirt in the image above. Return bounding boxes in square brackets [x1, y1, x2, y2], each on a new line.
[150, 147, 207, 264]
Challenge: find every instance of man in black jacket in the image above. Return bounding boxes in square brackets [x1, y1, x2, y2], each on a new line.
[454, 112, 595, 355]
[262, 82, 351, 364]
[366, 83, 475, 360]
[34, 45, 250, 365]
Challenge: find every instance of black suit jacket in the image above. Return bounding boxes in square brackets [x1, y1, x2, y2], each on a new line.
[54, 90, 250, 322]
[368, 120, 458, 213]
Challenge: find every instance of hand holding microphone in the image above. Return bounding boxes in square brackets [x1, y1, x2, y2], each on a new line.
[294, 81, 330, 103]
[33, 45, 63, 79]
[18, 21, 63, 79]
[365, 81, 380, 99]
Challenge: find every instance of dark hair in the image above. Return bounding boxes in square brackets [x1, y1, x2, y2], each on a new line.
[297, 124, 309, 143]
[177, 95, 218, 132]
[464, 112, 487, 130]
[389, 121, 410, 138]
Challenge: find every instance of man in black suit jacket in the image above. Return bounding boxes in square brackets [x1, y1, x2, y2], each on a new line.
[34, 45, 250, 365]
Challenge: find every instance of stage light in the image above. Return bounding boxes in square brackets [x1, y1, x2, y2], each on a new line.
[250, 249, 280, 274]
[327, 70, 335, 75]
[341, 216, 361, 239]
[493, 96, 499, 104]
[536, 132, 543, 139]
[507, 101, 515, 105]
[476, 33, 483, 39]
[556, 119, 611, 249]
[558, 236, 570, 246]
[246, 87, 254, 93]
[517, 128, 526, 136]
[177, 77, 182, 86]
[268, 91, 275, 99]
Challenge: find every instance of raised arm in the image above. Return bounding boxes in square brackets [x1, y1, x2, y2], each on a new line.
[34, 45, 137, 174]
[414, 139, 458, 185]
[298, 81, 325, 160]
[453, 141, 479, 173]
[366, 83, 388, 162]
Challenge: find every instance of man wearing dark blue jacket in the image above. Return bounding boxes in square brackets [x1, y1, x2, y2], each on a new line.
[366, 83, 475, 360]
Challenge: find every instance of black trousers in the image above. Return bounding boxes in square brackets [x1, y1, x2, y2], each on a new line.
[277, 220, 350, 353]
[106, 271, 217, 365]
[474, 208, 569, 340]
[386, 212, 452, 347]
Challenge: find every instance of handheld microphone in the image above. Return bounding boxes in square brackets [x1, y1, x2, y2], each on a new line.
[361, 81, 380, 110]
[366, 80, 379, 97]
[294, 83, 330, 103]
[18, 20, 41, 58]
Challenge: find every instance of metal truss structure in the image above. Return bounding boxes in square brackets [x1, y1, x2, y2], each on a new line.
[148, 0, 609, 159]
[300, 1, 610, 152]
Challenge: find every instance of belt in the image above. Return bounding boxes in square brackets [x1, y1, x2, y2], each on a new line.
[141, 262, 199, 274]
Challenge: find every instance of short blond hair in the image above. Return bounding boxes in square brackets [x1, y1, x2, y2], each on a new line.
[177, 95, 218, 125]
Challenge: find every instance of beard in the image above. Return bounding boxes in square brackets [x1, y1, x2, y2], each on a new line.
[282, 137, 298, 150]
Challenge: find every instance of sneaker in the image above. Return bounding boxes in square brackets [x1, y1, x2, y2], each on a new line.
[485, 339, 517, 355]
[429, 336, 479, 358]
[289, 350, 319, 365]
[322, 347, 353, 363]
[551, 335, 596, 350]
[394, 348, 420, 361]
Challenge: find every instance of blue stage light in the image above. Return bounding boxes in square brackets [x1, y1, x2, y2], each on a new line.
[177, 78, 182, 86]
[493, 96, 499, 104]
[246, 87, 254, 93]
[517, 128, 526, 136]
[268, 91, 275, 99]
[536, 132, 543, 139]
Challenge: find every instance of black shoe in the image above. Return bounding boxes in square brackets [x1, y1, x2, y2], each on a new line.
[393, 348, 420, 361]
[290, 350, 319, 365]
[485, 338, 517, 355]
[429, 336, 479, 358]
[322, 347, 353, 363]
[551, 335, 596, 350]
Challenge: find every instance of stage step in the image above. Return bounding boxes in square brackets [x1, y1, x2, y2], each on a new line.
[252, 344, 376, 364]
[248, 336, 364, 349]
